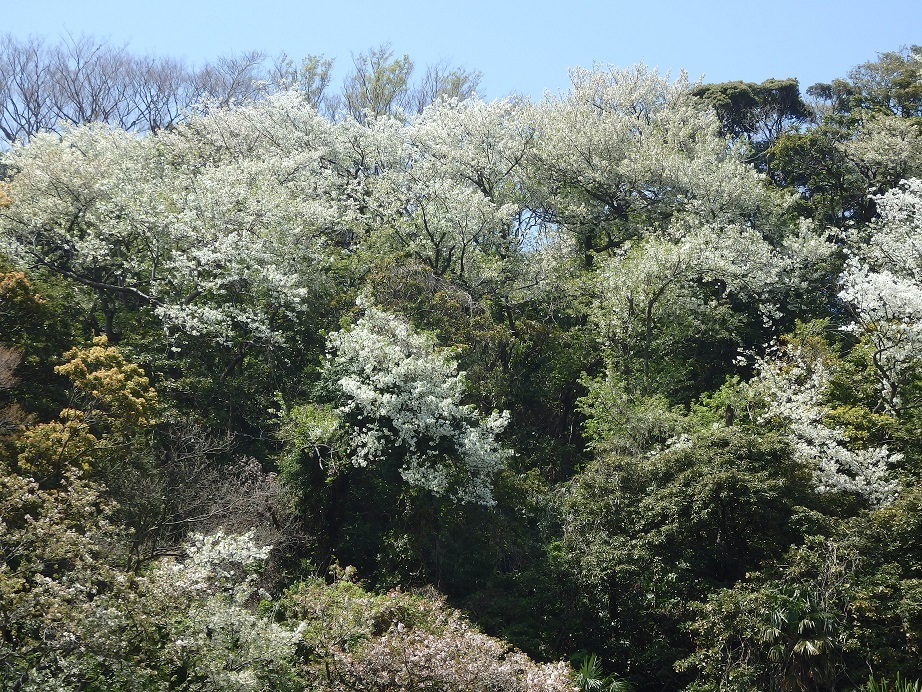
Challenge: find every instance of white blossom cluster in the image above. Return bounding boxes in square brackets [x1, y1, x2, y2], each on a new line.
[0, 117, 330, 351]
[865, 177, 922, 278]
[839, 178, 922, 412]
[325, 304, 510, 505]
[838, 113, 922, 186]
[355, 96, 545, 299]
[162, 530, 270, 597]
[840, 260, 922, 411]
[750, 342, 900, 507]
[146, 531, 300, 690]
[1, 470, 299, 691]
[592, 218, 833, 368]
[0, 71, 811, 360]
[332, 604, 576, 691]
[531, 64, 775, 239]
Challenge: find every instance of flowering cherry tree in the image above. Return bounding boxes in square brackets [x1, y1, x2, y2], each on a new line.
[590, 217, 833, 397]
[839, 178, 922, 413]
[749, 340, 900, 507]
[530, 64, 777, 266]
[322, 303, 510, 506]
[0, 109, 332, 356]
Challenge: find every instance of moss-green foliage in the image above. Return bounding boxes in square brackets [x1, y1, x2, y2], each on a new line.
[557, 429, 821, 687]
[682, 533, 922, 690]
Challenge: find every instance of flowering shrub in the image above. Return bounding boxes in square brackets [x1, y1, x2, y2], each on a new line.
[282, 576, 577, 691]
[322, 304, 510, 505]
[839, 179, 922, 414]
[749, 340, 899, 506]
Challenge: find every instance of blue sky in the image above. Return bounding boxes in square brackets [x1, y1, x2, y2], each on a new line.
[5, 0, 920, 100]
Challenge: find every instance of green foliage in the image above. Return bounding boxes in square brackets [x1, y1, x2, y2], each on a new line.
[0, 268, 82, 418]
[272, 52, 335, 110]
[767, 126, 872, 228]
[772, 48, 922, 229]
[578, 371, 686, 456]
[2, 337, 158, 488]
[826, 45, 922, 118]
[558, 428, 817, 687]
[4, 42, 922, 691]
[56, 336, 159, 432]
[682, 493, 922, 690]
[576, 653, 634, 692]
[861, 674, 922, 692]
[342, 43, 414, 122]
[0, 271, 46, 347]
[692, 77, 812, 170]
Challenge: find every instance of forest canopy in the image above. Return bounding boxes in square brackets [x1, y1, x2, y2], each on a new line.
[2, 35, 922, 691]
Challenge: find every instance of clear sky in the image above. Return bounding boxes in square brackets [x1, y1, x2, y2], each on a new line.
[4, 0, 920, 100]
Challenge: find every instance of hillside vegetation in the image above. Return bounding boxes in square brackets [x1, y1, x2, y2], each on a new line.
[2, 37, 922, 691]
